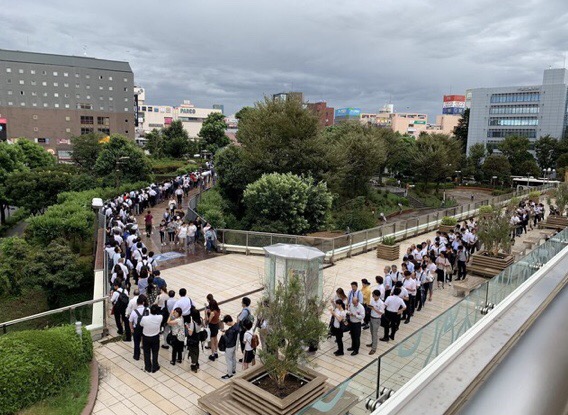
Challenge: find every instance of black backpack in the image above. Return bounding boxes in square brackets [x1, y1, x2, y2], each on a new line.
[115, 288, 129, 312]
[133, 307, 148, 334]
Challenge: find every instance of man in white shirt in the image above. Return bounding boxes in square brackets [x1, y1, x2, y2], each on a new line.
[367, 290, 385, 354]
[174, 288, 193, 324]
[373, 276, 386, 301]
[125, 289, 140, 319]
[383, 266, 393, 298]
[347, 297, 365, 356]
[129, 296, 148, 361]
[402, 271, 417, 324]
[140, 304, 163, 373]
[382, 288, 406, 342]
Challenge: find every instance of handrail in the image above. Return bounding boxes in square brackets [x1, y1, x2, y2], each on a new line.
[0, 297, 107, 330]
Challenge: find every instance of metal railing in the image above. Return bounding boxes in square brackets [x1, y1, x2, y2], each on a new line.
[297, 222, 568, 414]
[216, 184, 556, 262]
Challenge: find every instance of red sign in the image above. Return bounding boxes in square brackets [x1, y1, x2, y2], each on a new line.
[443, 95, 465, 102]
[164, 117, 173, 125]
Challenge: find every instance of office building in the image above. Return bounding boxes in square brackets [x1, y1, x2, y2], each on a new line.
[0, 48, 135, 161]
[467, 68, 568, 153]
[306, 101, 334, 127]
[136, 96, 222, 139]
[272, 91, 304, 103]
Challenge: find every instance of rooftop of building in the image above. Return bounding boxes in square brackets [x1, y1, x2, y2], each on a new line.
[0, 48, 132, 73]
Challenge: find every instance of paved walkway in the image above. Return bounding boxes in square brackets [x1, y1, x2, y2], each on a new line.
[92, 209, 551, 415]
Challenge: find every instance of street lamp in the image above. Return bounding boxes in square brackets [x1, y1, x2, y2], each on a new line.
[526, 173, 531, 188]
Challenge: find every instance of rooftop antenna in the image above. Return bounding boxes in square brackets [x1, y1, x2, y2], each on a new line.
[83, 45, 87, 56]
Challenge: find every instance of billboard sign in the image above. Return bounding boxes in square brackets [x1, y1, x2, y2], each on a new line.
[335, 108, 361, 118]
[443, 95, 466, 102]
[0, 118, 6, 141]
[443, 100, 466, 109]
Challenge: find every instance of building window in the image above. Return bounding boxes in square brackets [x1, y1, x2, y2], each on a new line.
[123, 77, 128, 82]
[63, 72, 68, 77]
[86, 85, 90, 89]
[97, 117, 110, 125]
[31, 92, 37, 96]
[43, 103, 48, 107]
[65, 116, 71, 121]
[54, 103, 59, 108]
[7, 79, 11, 84]
[65, 104, 69, 108]
[109, 97, 113, 101]
[66, 128, 71, 133]
[43, 92, 48, 97]
[76, 83, 80, 88]
[81, 127, 94, 135]
[31, 80, 36, 86]
[78, 103, 93, 110]
[18, 69, 24, 74]
[42, 81, 47, 86]
[19, 80, 24, 85]
[54, 93, 59, 97]
[98, 128, 110, 135]
[109, 76, 113, 81]
[99, 96, 103, 100]
[99, 86, 103, 90]
[123, 87, 128, 92]
[64, 83, 69, 87]
[7, 90, 12, 95]
[124, 108, 129, 112]
[64, 93, 69, 98]
[34, 127, 39, 132]
[36, 138, 49, 144]
[42, 70, 46, 75]
[30, 70, 35, 75]
[20, 102, 25, 106]
[7, 102, 13, 106]
[33, 114, 38, 120]
[75, 73, 79, 78]
[86, 95, 91, 99]
[76, 94, 81, 99]
[32, 102, 37, 107]
[99, 75, 103, 80]
[20, 91, 24, 95]
[109, 86, 113, 91]
[53, 82, 58, 87]
[99, 106, 104, 110]
[85, 74, 90, 79]
[80, 116, 94, 124]
[53, 71, 58, 76]
[488, 117, 539, 126]
[6, 68, 11, 73]
[124, 98, 128, 102]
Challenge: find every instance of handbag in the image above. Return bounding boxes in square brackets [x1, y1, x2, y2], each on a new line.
[166, 332, 174, 346]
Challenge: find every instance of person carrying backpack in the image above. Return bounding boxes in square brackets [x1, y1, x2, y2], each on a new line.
[237, 297, 254, 359]
[111, 281, 131, 341]
[186, 307, 203, 373]
[129, 295, 149, 361]
[242, 319, 258, 370]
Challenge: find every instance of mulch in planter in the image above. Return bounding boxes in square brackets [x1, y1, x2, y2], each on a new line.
[252, 373, 307, 399]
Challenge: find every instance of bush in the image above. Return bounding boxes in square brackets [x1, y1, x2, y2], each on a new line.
[0, 325, 92, 415]
[150, 158, 187, 174]
[382, 236, 396, 246]
[441, 216, 458, 226]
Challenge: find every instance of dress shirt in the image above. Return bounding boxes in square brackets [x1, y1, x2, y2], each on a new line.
[369, 298, 385, 318]
[348, 303, 365, 323]
[140, 314, 162, 337]
[384, 296, 406, 312]
[174, 296, 193, 316]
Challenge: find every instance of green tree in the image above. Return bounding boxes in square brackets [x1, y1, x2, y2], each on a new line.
[198, 112, 230, 154]
[385, 134, 417, 179]
[234, 106, 254, 122]
[214, 145, 250, 213]
[0, 237, 32, 296]
[482, 154, 511, 184]
[15, 139, 56, 169]
[162, 120, 194, 158]
[243, 173, 332, 234]
[94, 134, 152, 185]
[0, 142, 28, 224]
[412, 134, 461, 190]
[4, 168, 72, 215]
[326, 122, 387, 198]
[518, 159, 541, 178]
[463, 143, 486, 181]
[453, 108, 470, 150]
[534, 134, 559, 170]
[497, 135, 535, 175]
[237, 97, 328, 181]
[71, 133, 104, 172]
[256, 273, 327, 389]
[144, 128, 165, 158]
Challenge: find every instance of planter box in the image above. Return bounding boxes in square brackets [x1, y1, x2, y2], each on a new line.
[469, 251, 514, 278]
[199, 364, 331, 415]
[376, 243, 400, 261]
[439, 224, 456, 234]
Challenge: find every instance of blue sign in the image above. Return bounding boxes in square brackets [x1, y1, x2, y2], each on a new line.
[335, 108, 361, 118]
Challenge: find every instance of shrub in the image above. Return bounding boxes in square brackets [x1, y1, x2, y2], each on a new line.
[381, 236, 397, 246]
[0, 325, 92, 415]
[441, 216, 458, 226]
[528, 190, 541, 201]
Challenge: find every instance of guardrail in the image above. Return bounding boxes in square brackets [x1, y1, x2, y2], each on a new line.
[216, 184, 556, 263]
[298, 221, 568, 414]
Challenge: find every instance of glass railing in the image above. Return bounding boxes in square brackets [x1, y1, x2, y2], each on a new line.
[297, 224, 568, 414]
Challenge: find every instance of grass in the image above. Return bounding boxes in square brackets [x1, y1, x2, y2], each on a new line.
[18, 362, 91, 415]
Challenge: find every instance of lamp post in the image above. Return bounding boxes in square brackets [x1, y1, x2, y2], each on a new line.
[526, 173, 531, 189]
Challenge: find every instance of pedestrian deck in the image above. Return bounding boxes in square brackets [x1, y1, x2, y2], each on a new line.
[93, 216, 551, 415]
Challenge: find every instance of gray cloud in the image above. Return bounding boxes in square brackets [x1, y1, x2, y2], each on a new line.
[1, 0, 567, 120]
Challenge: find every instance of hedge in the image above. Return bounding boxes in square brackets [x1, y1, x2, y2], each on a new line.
[0, 325, 93, 415]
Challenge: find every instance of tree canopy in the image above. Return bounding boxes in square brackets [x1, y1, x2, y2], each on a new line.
[14, 139, 56, 169]
[198, 112, 230, 154]
[497, 135, 536, 175]
[534, 135, 559, 170]
[94, 134, 152, 184]
[71, 133, 104, 171]
[453, 108, 469, 150]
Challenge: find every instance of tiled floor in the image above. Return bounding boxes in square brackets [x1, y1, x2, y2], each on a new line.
[94, 208, 553, 414]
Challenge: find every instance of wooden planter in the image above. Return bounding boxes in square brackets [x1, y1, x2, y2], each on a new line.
[469, 251, 514, 278]
[439, 224, 456, 234]
[376, 243, 400, 261]
[199, 364, 339, 415]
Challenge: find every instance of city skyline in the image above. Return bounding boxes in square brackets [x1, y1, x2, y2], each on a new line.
[2, 0, 567, 119]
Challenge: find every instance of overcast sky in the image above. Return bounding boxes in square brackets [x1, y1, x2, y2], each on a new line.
[2, 0, 567, 119]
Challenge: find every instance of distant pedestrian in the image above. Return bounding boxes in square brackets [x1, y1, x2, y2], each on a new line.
[144, 210, 153, 237]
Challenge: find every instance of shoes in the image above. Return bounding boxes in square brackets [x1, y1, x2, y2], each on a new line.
[347, 347, 354, 351]
[170, 360, 176, 365]
[221, 374, 233, 379]
[379, 337, 389, 342]
[416, 308, 422, 312]
[362, 325, 369, 330]
[238, 358, 243, 363]
[404, 320, 410, 324]
[117, 330, 124, 335]
[366, 344, 373, 347]
[333, 351, 344, 356]
[233, 371, 236, 374]
[152, 366, 161, 373]
[133, 356, 140, 361]
[161, 345, 169, 349]
[177, 359, 182, 363]
[123, 338, 131, 342]
[208, 355, 216, 361]
[350, 351, 358, 356]
[369, 350, 376, 355]
[389, 335, 395, 340]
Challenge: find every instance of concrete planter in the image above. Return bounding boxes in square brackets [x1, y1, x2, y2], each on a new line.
[376, 243, 400, 261]
[199, 364, 331, 415]
[439, 224, 456, 234]
[469, 251, 514, 278]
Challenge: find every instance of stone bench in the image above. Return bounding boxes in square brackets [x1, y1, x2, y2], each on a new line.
[453, 276, 486, 297]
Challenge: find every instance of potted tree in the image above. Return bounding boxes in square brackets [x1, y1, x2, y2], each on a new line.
[199, 273, 334, 415]
[376, 235, 400, 261]
[469, 205, 514, 277]
[546, 183, 568, 228]
[439, 216, 458, 234]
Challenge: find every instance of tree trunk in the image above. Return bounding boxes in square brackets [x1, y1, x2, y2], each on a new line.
[0, 201, 6, 225]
